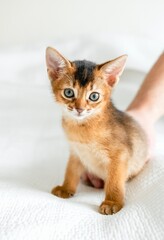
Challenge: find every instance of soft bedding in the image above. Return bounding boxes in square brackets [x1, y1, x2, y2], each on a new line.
[0, 35, 164, 240]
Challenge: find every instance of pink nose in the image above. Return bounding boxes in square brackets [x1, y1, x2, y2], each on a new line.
[76, 108, 84, 113]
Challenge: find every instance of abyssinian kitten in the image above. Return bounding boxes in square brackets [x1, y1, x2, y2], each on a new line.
[46, 47, 148, 215]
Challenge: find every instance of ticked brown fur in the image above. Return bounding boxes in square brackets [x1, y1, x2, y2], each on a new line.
[46, 47, 148, 215]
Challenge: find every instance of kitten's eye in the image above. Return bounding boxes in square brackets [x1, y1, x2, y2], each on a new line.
[64, 88, 74, 98]
[89, 92, 100, 102]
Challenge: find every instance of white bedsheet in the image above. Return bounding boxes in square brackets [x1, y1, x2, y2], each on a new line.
[0, 36, 164, 240]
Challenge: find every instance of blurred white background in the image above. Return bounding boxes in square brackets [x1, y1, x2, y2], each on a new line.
[1, 0, 164, 47]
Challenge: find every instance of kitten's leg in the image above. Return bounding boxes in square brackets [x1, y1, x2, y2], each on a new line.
[99, 160, 127, 215]
[52, 154, 84, 198]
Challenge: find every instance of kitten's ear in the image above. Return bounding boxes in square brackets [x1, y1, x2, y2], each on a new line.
[98, 55, 128, 87]
[46, 47, 72, 81]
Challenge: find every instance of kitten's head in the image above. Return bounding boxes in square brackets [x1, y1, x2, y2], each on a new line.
[46, 47, 127, 121]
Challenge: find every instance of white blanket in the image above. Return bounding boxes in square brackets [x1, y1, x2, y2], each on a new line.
[0, 36, 164, 239]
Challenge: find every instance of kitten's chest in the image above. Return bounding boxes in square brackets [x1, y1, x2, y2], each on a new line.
[69, 141, 109, 180]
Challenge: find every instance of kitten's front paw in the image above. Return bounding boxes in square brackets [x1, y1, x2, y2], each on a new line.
[99, 200, 123, 215]
[51, 185, 74, 199]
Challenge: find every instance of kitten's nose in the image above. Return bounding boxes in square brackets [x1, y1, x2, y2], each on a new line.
[76, 108, 84, 113]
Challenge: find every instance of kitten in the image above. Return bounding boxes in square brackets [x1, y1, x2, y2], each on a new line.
[46, 47, 148, 215]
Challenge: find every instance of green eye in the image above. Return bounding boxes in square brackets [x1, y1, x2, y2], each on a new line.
[89, 92, 100, 102]
[64, 88, 74, 98]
